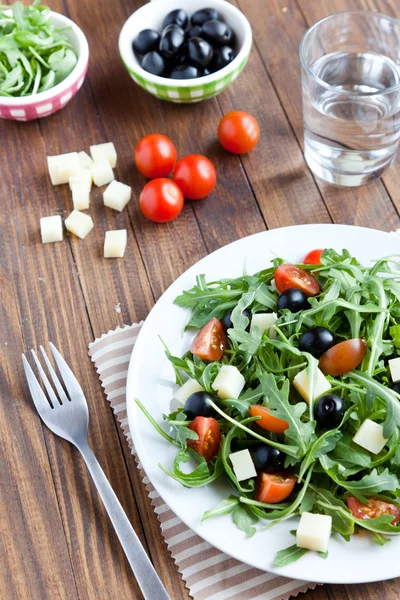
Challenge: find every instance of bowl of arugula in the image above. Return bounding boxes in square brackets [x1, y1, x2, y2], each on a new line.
[0, 1, 89, 121]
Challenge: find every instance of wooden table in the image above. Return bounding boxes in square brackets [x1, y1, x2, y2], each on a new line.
[1, 0, 400, 598]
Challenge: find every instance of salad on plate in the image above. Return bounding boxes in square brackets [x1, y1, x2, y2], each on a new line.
[137, 247, 400, 566]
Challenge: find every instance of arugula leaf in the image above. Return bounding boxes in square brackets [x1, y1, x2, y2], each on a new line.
[228, 327, 262, 355]
[313, 488, 354, 537]
[273, 545, 309, 567]
[201, 495, 239, 522]
[298, 429, 342, 481]
[390, 325, 400, 349]
[232, 504, 258, 537]
[160, 450, 224, 488]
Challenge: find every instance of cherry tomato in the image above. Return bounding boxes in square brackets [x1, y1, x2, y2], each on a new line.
[274, 264, 320, 297]
[319, 338, 367, 376]
[303, 249, 324, 265]
[191, 318, 226, 361]
[250, 404, 289, 434]
[134, 134, 177, 179]
[173, 154, 217, 200]
[255, 472, 297, 504]
[188, 416, 221, 461]
[347, 496, 400, 526]
[139, 178, 184, 223]
[218, 111, 260, 154]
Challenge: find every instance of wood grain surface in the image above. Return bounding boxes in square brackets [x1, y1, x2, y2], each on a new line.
[1, 0, 400, 598]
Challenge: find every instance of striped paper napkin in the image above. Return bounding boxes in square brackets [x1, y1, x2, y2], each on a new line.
[89, 323, 316, 600]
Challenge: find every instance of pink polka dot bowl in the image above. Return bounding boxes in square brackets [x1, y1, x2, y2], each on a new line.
[0, 11, 89, 122]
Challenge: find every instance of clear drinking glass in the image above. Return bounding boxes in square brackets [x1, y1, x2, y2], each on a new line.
[300, 11, 400, 186]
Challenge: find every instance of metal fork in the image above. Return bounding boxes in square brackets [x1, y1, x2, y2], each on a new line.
[22, 343, 170, 600]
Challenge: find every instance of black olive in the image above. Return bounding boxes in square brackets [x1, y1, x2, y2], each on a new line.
[132, 29, 160, 55]
[159, 25, 186, 59]
[191, 8, 222, 27]
[314, 394, 345, 428]
[187, 37, 213, 68]
[277, 289, 309, 313]
[141, 51, 165, 76]
[221, 308, 251, 331]
[202, 68, 211, 77]
[392, 382, 400, 394]
[299, 327, 336, 359]
[184, 392, 217, 419]
[250, 445, 285, 473]
[186, 25, 203, 39]
[170, 63, 199, 79]
[202, 19, 234, 47]
[210, 46, 236, 72]
[162, 9, 188, 30]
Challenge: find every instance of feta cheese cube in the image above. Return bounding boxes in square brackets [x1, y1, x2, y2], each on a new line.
[40, 215, 63, 243]
[71, 183, 90, 211]
[69, 168, 92, 191]
[78, 151, 93, 169]
[104, 230, 127, 258]
[250, 312, 278, 338]
[91, 159, 114, 187]
[293, 367, 331, 404]
[103, 180, 132, 212]
[174, 378, 204, 405]
[49, 152, 80, 185]
[389, 357, 400, 383]
[65, 210, 94, 239]
[229, 449, 257, 482]
[353, 419, 387, 454]
[90, 142, 117, 168]
[296, 512, 332, 553]
[212, 365, 245, 399]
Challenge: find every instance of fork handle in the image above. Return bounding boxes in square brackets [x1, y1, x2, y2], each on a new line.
[77, 440, 170, 600]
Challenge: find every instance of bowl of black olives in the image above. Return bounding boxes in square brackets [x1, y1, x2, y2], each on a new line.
[119, 0, 252, 103]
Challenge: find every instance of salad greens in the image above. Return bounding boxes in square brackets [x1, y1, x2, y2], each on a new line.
[136, 248, 400, 566]
[0, 1, 77, 97]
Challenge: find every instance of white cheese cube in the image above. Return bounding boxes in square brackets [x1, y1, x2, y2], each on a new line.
[296, 512, 332, 553]
[229, 449, 257, 482]
[90, 142, 117, 168]
[47, 156, 66, 185]
[389, 357, 400, 383]
[250, 312, 278, 339]
[65, 210, 94, 239]
[71, 183, 90, 211]
[353, 419, 387, 454]
[40, 215, 63, 243]
[78, 151, 93, 169]
[103, 180, 132, 212]
[91, 159, 114, 187]
[54, 152, 80, 183]
[293, 367, 331, 404]
[69, 169, 92, 191]
[212, 365, 245, 399]
[104, 230, 127, 258]
[174, 378, 204, 405]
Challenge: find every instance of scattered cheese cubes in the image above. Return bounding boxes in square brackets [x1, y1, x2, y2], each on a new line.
[78, 151, 94, 169]
[91, 158, 114, 187]
[293, 367, 331, 404]
[71, 183, 90, 211]
[90, 142, 117, 168]
[40, 215, 63, 243]
[389, 357, 400, 383]
[212, 365, 245, 399]
[65, 210, 94, 239]
[104, 230, 127, 258]
[174, 378, 204, 405]
[103, 180, 132, 212]
[69, 168, 92, 191]
[229, 449, 257, 482]
[353, 419, 387, 454]
[47, 152, 80, 185]
[296, 512, 332, 553]
[250, 312, 278, 338]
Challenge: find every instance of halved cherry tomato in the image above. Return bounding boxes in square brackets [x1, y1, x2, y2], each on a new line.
[255, 472, 297, 504]
[250, 404, 289, 434]
[274, 264, 320, 297]
[218, 111, 260, 154]
[139, 178, 184, 223]
[347, 496, 400, 526]
[135, 134, 177, 179]
[188, 416, 221, 462]
[303, 249, 324, 265]
[319, 338, 367, 376]
[191, 318, 226, 361]
[173, 154, 217, 200]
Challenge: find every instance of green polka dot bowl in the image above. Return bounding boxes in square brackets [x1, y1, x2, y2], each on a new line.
[118, 0, 252, 103]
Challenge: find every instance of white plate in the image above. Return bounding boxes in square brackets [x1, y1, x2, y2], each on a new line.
[126, 224, 400, 584]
